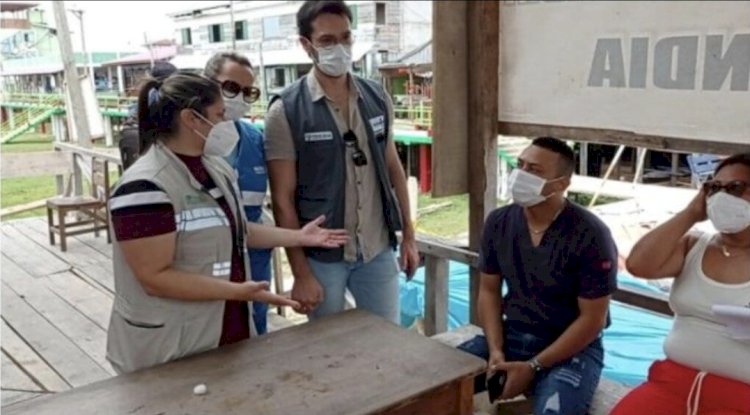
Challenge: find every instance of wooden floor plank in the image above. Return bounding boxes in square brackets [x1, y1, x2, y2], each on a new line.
[1, 390, 47, 407]
[22, 217, 113, 259]
[44, 271, 113, 331]
[0, 224, 69, 278]
[0, 320, 69, 392]
[1, 258, 115, 376]
[0, 352, 41, 392]
[9, 219, 115, 293]
[1, 282, 111, 388]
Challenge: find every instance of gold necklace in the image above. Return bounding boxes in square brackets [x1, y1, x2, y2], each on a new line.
[529, 204, 565, 235]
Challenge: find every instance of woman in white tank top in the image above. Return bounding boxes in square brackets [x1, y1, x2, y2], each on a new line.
[612, 152, 750, 415]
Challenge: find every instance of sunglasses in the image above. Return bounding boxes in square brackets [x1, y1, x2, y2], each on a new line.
[342, 130, 368, 167]
[703, 180, 750, 198]
[215, 79, 260, 104]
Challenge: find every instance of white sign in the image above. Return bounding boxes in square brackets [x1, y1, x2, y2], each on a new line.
[499, 1, 750, 145]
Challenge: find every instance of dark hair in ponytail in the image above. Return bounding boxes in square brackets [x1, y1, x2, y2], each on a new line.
[136, 71, 220, 154]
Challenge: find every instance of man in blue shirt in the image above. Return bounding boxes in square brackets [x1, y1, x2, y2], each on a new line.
[459, 137, 618, 414]
[204, 52, 272, 334]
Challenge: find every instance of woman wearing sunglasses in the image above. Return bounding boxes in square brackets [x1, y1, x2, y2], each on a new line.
[612, 152, 750, 415]
[203, 52, 275, 335]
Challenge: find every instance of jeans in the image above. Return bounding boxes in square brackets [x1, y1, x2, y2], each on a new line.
[458, 326, 604, 415]
[249, 248, 272, 335]
[307, 248, 400, 324]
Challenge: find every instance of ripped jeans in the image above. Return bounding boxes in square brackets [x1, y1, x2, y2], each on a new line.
[457, 326, 604, 415]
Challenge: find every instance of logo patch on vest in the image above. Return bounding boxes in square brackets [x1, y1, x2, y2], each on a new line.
[369, 115, 385, 135]
[253, 166, 266, 175]
[304, 131, 334, 142]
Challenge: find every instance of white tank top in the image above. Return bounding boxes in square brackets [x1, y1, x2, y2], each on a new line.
[664, 232, 750, 384]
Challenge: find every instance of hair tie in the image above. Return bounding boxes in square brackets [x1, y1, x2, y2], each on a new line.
[147, 86, 161, 108]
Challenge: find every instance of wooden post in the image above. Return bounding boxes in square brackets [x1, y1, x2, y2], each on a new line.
[467, 1, 499, 324]
[424, 255, 449, 336]
[52, 0, 92, 148]
[8, 108, 15, 130]
[589, 144, 626, 207]
[103, 115, 114, 147]
[72, 153, 83, 197]
[671, 152, 680, 186]
[55, 174, 65, 196]
[117, 65, 125, 94]
[432, 2, 468, 197]
[580, 142, 589, 176]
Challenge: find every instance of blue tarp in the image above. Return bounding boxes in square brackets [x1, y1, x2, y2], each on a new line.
[399, 262, 672, 386]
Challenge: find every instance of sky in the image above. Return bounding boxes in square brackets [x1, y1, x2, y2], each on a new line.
[39, 0, 215, 52]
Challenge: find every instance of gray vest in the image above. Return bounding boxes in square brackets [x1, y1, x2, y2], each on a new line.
[272, 75, 402, 262]
[106, 142, 255, 374]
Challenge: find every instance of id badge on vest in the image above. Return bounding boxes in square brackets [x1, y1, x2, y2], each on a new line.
[369, 115, 385, 137]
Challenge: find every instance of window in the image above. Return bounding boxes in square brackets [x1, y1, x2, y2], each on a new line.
[235, 21, 247, 41]
[180, 28, 192, 45]
[271, 67, 286, 88]
[262, 16, 281, 40]
[209, 24, 223, 43]
[375, 3, 386, 25]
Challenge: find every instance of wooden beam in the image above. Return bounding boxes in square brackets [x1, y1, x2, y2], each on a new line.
[431, 1, 468, 197]
[0, 199, 47, 219]
[467, 0, 499, 324]
[499, 122, 750, 155]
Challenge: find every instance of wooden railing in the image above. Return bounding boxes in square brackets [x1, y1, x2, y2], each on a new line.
[415, 235, 672, 336]
[45, 144, 672, 336]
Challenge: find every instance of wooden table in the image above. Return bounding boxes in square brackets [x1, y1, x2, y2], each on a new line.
[4, 309, 485, 415]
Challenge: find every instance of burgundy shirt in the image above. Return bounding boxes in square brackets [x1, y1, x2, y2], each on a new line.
[110, 154, 250, 346]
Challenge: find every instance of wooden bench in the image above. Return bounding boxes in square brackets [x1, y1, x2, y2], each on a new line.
[432, 325, 632, 415]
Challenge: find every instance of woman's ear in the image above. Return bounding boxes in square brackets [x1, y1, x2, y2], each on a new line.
[178, 108, 198, 131]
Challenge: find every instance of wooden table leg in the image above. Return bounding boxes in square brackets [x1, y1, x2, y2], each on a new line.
[457, 376, 474, 415]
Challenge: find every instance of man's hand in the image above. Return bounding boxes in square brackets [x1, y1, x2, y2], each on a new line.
[495, 361, 535, 400]
[399, 235, 420, 280]
[291, 269, 324, 314]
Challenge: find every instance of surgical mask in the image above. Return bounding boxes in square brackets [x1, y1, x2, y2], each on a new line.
[191, 110, 239, 157]
[313, 43, 352, 77]
[707, 191, 750, 234]
[509, 169, 561, 207]
[223, 95, 251, 121]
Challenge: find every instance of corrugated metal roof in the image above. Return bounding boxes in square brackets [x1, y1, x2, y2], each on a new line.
[380, 40, 431, 69]
[101, 46, 178, 67]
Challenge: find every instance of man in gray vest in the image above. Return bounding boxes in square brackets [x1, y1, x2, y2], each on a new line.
[265, 0, 419, 323]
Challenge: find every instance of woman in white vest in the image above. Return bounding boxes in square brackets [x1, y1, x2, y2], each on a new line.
[106, 72, 348, 374]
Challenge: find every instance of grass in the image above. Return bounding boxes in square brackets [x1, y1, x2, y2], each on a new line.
[1, 132, 53, 153]
[1, 175, 57, 219]
[415, 193, 471, 239]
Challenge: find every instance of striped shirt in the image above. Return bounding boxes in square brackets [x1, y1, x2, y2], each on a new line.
[110, 153, 250, 346]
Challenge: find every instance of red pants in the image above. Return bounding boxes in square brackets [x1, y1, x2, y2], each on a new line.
[611, 359, 750, 415]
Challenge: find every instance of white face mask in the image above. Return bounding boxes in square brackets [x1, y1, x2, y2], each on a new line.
[707, 191, 750, 234]
[223, 95, 251, 121]
[191, 110, 239, 157]
[509, 168, 561, 207]
[313, 43, 352, 77]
